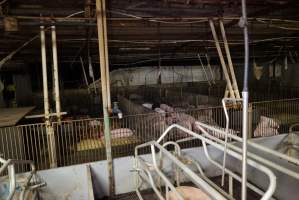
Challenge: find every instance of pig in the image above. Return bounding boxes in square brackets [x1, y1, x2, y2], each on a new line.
[142, 103, 153, 110]
[88, 120, 103, 138]
[166, 112, 196, 138]
[155, 108, 166, 117]
[168, 186, 211, 200]
[254, 116, 280, 137]
[254, 125, 279, 137]
[260, 116, 280, 128]
[100, 128, 133, 139]
[160, 104, 175, 113]
[170, 113, 196, 125]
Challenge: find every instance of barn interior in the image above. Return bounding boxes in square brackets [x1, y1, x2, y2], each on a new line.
[1, 0, 299, 200]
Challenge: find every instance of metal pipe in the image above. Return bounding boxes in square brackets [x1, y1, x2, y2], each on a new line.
[205, 54, 216, 84]
[196, 121, 299, 180]
[177, 124, 276, 200]
[102, 0, 112, 112]
[51, 25, 62, 122]
[240, 0, 250, 198]
[7, 165, 16, 200]
[145, 124, 276, 200]
[25, 112, 67, 119]
[79, 56, 90, 94]
[40, 26, 50, 121]
[221, 97, 243, 187]
[40, 25, 57, 168]
[201, 140, 276, 200]
[96, 0, 114, 196]
[150, 145, 184, 200]
[242, 91, 249, 200]
[88, 56, 98, 95]
[151, 143, 225, 200]
[219, 20, 241, 99]
[0, 158, 41, 200]
[209, 20, 235, 98]
[197, 54, 211, 86]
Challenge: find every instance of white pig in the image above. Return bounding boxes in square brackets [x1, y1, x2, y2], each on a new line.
[168, 186, 211, 200]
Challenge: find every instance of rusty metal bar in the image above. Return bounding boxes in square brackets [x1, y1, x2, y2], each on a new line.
[96, 0, 114, 196]
[102, 0, 111, 112]
[40, 25, 50, 121]
[51, 25, 62, 122]
[219, 20, 241, 99]
[209, 20, 235, 99]
[79, 57, 90, 94]
[40, 25, 57, 168]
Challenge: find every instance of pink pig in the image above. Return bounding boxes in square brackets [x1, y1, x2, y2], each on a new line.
[168, 186, 211, 200]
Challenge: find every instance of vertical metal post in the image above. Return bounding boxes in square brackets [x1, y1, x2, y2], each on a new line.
[240, 0, 249, 199]
[241, 91, 248, 200]
[51, 25, 61, 123]
[96, 0, 114, 196]
[229, 175, 233, 196]
[40, 25, 57, 168]
[102, 0, 111, 112]
[88, 56, 98, 95]
[79, 56, 91, 94]
[248, 103, 253, 139]
[40, 26, 49, 122]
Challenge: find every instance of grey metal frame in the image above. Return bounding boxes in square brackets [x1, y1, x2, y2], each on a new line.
[0, 157, 46, 200]
[134, 124, 277, 200]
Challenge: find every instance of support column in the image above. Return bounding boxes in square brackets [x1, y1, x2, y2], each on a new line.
[51, 25, 62, 123]
[40, 25, 57, 168]
[96, 0, 114, 196]
[102, 0, 111, 112]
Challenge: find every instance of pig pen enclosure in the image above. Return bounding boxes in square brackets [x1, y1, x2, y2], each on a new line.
[1, 94, 299, 172]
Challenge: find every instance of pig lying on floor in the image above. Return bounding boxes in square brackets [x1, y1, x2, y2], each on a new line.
[99, 128, 134, 139]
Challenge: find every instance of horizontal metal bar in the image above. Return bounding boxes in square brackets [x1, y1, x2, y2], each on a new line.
[25, 112, 67, 119]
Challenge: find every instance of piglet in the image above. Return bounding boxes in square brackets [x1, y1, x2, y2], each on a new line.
[254, 127, 279, 137]
[254, 116, 280, 137]
[260, 116, 280, 129]
[100, 128, 133, 139]
[168, 186, 211, 200]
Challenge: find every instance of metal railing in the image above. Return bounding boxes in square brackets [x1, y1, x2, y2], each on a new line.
[134, 124, 277, 200]
[0, 123, 48, 172]
[0, 157, 46, 200]
[0, 98, 299, 172]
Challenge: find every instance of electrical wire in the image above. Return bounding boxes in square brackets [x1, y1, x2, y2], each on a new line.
[0, 10, 85, 69]
[256, 19, 299, 31]
[109, 10, 207, 24]
[57, 36, 299, 46]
